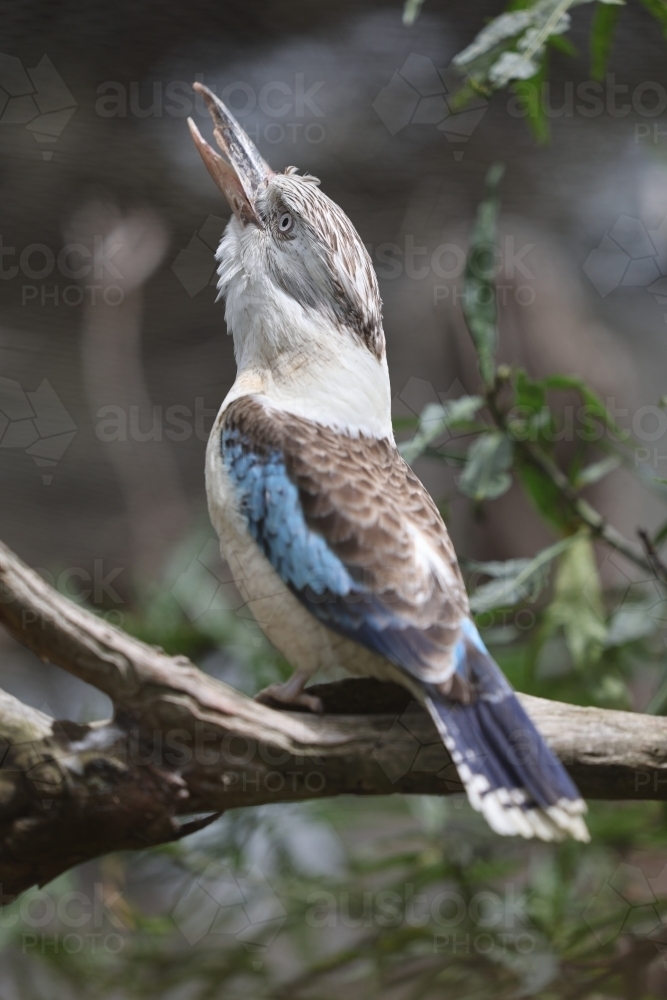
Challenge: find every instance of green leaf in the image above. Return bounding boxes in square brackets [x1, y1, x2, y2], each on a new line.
[541, 373, 629, 441]
[590, 0, 621, 80]
[468, 535, 579, 613]
[573, 454, 621, 488]
[453, 10, 536, 68]
[459, 432, 513, 501]
[548, 32, 578, 55]
[638, 0, 667, 38]
[516, 460, 572, 530]
[510, 370, 557, 443]
[511, 57, 550, 144]
[392, 415, 419, 432]
[461, 1, 580, 90]
[399, 396, 484, 465]
[463, 164, 504, 388]
[515, 370, 546, 413]
[541, 535, 607, 667]
[453, 0, 625, 93]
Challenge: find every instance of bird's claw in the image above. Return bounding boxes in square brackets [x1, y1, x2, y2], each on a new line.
[255, 682, 324, 714]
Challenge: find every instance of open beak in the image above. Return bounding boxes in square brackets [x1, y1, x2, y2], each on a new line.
[188, 82, 273, 227]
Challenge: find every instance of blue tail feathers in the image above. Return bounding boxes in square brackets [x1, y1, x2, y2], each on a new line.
[424, 620, 589, 842]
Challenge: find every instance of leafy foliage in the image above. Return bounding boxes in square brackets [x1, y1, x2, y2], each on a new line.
[458, 431, 514, 500]
[404, 0, 667, 141]
[452, 0, 624, 91]
[462, 163, 504, 388]
[452, 0, 607, 91]
[540, 534, 607, 666]
[467, 535, 579, 613]
[639, 0, 667, 37]
[398, 395, 483, 464]
[590, 0, 622, 79]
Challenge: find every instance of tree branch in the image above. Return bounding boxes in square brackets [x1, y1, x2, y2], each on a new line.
[1, 538, 667, 901]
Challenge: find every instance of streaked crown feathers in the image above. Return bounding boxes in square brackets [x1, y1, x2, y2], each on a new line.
[216, 166, 384, 360]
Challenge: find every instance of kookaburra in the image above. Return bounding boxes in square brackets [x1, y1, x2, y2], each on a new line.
[187, 82, 588, 842]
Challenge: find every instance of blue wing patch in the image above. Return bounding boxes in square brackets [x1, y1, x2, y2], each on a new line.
[226, 431, 352, 597]
[222, 426, 426, 656]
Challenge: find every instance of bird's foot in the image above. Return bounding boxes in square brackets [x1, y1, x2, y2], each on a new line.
[255, 670, 323, 714]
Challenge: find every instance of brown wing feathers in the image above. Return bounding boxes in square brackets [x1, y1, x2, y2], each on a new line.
[223, 396, 469, 661]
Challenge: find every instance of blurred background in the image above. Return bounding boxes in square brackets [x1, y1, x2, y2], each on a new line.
[4, 1, 667, 997]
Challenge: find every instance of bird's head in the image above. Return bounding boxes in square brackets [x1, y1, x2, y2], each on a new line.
[188, 84, 384, 372]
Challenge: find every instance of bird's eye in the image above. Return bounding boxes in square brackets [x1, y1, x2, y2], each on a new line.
[278, 212, 293, 233]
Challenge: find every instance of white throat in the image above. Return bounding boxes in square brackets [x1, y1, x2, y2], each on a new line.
[217, 223, 393, 440]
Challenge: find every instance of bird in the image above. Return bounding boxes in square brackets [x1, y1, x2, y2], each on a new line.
[187, 82, 589, 843]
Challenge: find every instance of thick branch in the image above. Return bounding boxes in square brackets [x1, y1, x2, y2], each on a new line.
[1, 539, 667, 901]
